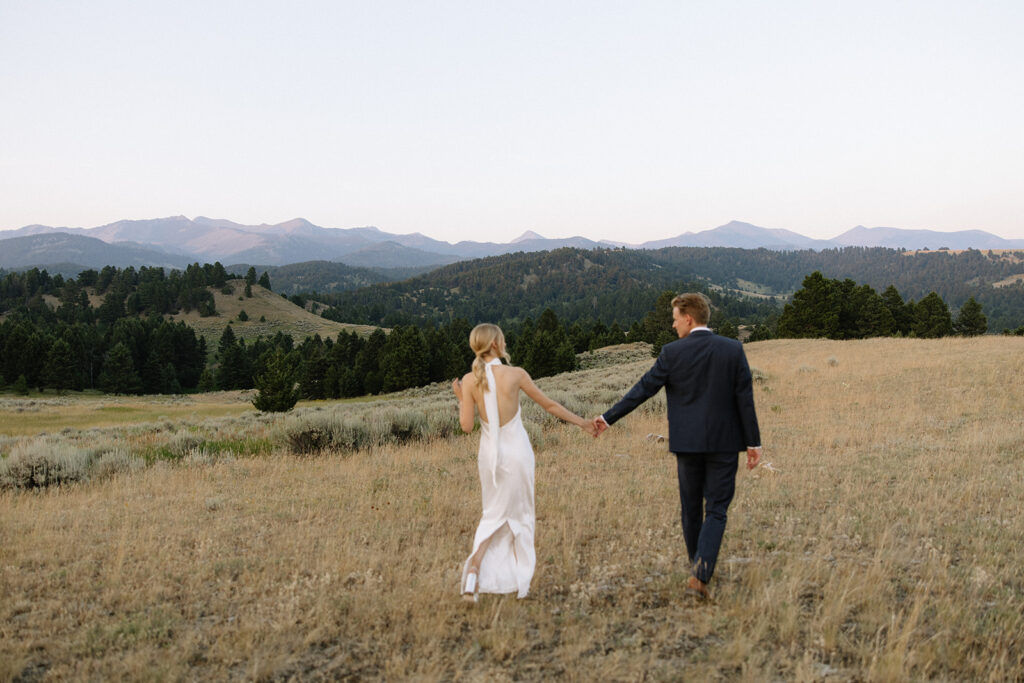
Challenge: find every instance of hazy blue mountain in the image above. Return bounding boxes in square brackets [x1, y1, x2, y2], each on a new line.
[0, 233, 193, 272]
[4, 216, 1022, 272]
[638, 221, 836, 250]
[832, 226, 1024, 250]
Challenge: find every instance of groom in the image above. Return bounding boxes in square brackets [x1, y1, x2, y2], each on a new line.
[594, 293, 762, 600]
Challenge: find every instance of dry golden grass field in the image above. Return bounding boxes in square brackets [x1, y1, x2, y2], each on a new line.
[1, 337, 1023, 681]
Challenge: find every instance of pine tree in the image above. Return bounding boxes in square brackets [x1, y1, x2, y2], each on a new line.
[913, 292, 954, 338]
[954, 297, 987, 336]
[777, 272, 840, 338]
[99, 342, 142, 394]
[522, 309, 577, 378]
[380, 326, 429, 392]
[881, 285, 913, 335]
[44, 338, 78, 392]
[641, 291, 677, 355]
[715, 319, 739, 340]
[197, 368, 217, 393]
[252, 349, 299, 412]
[161, 362, 182, 394]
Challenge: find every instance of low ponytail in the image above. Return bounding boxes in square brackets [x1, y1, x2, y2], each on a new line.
[468, 323, 511, 392]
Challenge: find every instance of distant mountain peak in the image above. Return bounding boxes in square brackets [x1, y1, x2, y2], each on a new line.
[512, 230, 545, 243]
[277, 218, 316, 230]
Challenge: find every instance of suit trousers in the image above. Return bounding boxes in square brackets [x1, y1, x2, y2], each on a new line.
[675, 452, 738, 584]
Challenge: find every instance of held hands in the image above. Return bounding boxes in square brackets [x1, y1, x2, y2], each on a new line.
[451, 378, 462, 402]
[577, 416, 606, 438]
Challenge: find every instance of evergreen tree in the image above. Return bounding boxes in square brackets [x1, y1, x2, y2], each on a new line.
[777, 271, 841, 338]
[218, 325, 237, 355]
[380, 326, 430, 392]
[252, 349, 299, 412]
[355, 328, 386, 394]
[298, 336, 330, 399]
[881, 285, 913, 335]
[913, 292, 954, 338]
[521, 309, 577, 378]
[715, 319, 739, 340]
[746, 322, 773, 342]
[641, 291, 678, 355]
[258, 272, 272, 290]
[854, 288, 896, 338]
[245, 266, 258, 286]
[160, 362, 182, 394]
[954, 297, 987, 336]
[99, 342, 142, 394]
[217, 340, 251, 390]
[44, 338, 77, 392]
[197, 368, 217, 392]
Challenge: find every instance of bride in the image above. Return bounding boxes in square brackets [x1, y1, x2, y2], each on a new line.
[452, 323, 596, 602]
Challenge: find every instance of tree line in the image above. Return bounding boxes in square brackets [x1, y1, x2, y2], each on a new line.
[1, 260, 1018, 402]
[771, 271, 989, 340]
[0, 264, 267, 394]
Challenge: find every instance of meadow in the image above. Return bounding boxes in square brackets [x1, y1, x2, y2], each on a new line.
[1, 337, 1023, 680]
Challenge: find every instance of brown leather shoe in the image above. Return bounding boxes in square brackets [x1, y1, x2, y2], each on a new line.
[685, 576, 709, 601]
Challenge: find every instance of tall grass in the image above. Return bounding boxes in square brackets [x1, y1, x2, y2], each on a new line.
[1, 337, 1022, 680]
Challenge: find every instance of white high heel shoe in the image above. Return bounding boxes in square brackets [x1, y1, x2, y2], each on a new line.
[462, 571, 478, 603]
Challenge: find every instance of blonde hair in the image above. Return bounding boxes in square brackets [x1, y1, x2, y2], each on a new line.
[469, 323, 511, 392]
[671, 292, 711, 325]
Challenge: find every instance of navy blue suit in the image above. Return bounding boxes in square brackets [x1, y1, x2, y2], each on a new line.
[603, 330, 761, 583]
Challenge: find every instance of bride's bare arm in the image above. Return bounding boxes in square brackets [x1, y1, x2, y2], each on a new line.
[454, 373, 477, 433]
[518, 369, 593, 432]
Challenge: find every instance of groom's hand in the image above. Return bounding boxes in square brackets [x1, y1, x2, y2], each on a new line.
[592, 416, 608, 437]
[746, 446, 762, 470]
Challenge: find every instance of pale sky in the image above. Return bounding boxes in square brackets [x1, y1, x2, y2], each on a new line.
[2, 1, 1022, 243]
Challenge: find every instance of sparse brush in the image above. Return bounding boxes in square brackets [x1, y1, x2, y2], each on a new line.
[166, 431, 206, 459]
[91, 449, 145, 480]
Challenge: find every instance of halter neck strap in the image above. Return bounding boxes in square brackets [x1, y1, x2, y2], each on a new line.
[482, 360, 501, 488]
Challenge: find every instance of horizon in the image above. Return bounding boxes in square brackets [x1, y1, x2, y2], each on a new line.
[3, 214, 1024, 247]
[2, 1, 1023, 243]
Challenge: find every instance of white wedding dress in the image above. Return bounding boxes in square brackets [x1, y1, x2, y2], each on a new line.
[462, 358, 536, 598]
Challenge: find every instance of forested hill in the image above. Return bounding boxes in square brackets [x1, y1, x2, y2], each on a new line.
[224, 260, 435, 296]
[316, 246, 1024, 331]
[316, 248, 781, 328]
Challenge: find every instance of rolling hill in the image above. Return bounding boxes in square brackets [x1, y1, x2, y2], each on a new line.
[313, 245, 1024, 331]
[165, 280, 378, 348]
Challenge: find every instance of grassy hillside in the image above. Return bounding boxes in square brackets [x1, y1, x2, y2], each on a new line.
[166, 279, 378, 346]
[1, 337, 1023, 679]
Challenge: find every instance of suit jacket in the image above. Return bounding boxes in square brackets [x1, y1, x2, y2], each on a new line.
[603, 330, 760, 454]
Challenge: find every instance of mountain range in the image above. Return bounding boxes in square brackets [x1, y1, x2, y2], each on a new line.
[2, 216, 1022, 273]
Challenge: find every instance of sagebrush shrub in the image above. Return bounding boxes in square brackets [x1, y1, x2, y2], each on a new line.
[0, 439, 93, 489]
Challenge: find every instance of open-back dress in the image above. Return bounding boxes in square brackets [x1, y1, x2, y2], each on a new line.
[461, 358, 536, 598]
